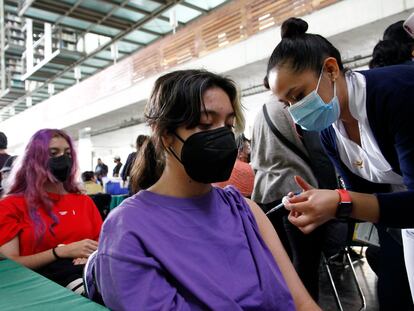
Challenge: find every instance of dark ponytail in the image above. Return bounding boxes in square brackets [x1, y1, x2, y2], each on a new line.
[130, 136, 164, 194]
[266, 17, 344, 77]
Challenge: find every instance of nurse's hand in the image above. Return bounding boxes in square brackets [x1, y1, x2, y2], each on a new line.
[284, 176, 340, 234]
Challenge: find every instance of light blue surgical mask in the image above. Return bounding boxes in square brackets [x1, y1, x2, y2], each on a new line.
[288, 69, 340, 132]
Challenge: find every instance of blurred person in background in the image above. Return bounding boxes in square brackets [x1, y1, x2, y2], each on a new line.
[251, 95, 345, 300]
[112, 156, 122, 177]
[81, 171, 103, 195]
[94, 158, 108, 184]
[0, 132, 11, 194]
[0, 156, 17, 197]
[369, 39, 413, 68]
[213, 134, 254, 197]
[0, 132, 10, 169]
[121, 135, 147, 182]
[383, 20, 414, 57]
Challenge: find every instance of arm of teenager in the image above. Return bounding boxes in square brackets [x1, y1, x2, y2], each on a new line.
[95, 230, 191, 311]
[0, 236, 98, 270]
[245, 198, 321, 311]
[0, 236, 56, 269]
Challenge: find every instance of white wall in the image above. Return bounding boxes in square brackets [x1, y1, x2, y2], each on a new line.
[85, 122, 151, 174]
[242, 91, 272, 139]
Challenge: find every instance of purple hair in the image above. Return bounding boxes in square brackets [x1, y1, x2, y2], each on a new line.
[7, 129, 82, 238]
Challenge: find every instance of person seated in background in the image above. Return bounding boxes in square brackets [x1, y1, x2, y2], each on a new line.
[0, 131, 10, 167]
[0, 132, 11, 195]
[213, 133, 254, 197]
[0, 129, 103, 294]
[0, 155, 17, 197]
[81, 171, 104, 195]
[93, 70, 320, 310]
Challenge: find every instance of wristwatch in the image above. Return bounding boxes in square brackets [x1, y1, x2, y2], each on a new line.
[335, 189, 352, 220]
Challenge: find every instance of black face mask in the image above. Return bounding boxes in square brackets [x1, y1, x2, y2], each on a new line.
[48, 154, 73, 183]
[169, 127, 238, 184]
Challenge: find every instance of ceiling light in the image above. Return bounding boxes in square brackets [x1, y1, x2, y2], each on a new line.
[26, 97, 32, 107]
[48, 83, 55, 95]
[169, 9, 178, 34]
[74, 67, 81, 82]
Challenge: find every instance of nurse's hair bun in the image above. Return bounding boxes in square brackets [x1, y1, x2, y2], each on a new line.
[281, 18, 308, 39]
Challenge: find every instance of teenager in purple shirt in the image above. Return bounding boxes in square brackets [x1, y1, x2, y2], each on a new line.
[94, 69, 320, 310]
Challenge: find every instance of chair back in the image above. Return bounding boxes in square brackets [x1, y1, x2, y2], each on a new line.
[105, 181, 128, 195]
[89, 193, 111, 220]
[83, 250, 104, 305]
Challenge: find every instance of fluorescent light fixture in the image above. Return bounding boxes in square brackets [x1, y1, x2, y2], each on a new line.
[26, 97, 32, 107]
[74, 66, 81, 82]
[48, 83, 55, 95]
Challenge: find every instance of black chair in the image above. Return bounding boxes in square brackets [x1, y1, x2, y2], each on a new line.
[322, 220, 367, 311]
[83, 250, 105, 305]
[89, 193, 111, 221]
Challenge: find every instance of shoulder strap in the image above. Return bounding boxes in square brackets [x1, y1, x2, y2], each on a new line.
[262, 104, 313, 168]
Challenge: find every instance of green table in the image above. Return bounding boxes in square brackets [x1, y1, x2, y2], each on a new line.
[109, 194, 128, 210]
[0, 259, 108, 311]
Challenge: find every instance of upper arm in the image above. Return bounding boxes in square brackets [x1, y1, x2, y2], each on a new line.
[0, 200, 22, 249]
[0, 235, 20, 258]
[245, 198, 290, 262]
[245, 198, 320, 311]
[96, 220, 190, 310]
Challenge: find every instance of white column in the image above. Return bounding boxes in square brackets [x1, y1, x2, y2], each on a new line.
[0, 0, 5, 93]
[78, 127, 93, 173]
[44, 22, 52, 58]
[25, 18, 33, 72]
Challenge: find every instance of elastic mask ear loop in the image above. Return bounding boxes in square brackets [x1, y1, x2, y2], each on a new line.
[315, 68, 324, 93]
[173, 132, 185, 143]
[168, 146, 183, 164]
[168, 132, 185, 164]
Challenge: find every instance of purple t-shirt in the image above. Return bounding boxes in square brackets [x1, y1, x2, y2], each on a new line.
[95, 186, 295, 310]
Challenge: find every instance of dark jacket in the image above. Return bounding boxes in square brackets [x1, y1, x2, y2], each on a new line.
[121, 152, 136, 181]
[321, 65, 414, 228]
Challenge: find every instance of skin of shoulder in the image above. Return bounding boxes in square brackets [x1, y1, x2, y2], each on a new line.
[244, 198, 321, 311]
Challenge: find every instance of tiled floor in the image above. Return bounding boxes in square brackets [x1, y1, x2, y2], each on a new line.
[318, 248, 379, 311]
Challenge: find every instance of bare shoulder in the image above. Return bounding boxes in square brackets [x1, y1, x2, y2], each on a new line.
[244, 198, 268, 226]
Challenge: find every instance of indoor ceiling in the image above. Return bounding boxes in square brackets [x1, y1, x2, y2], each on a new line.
[1, 0, 231, 119]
